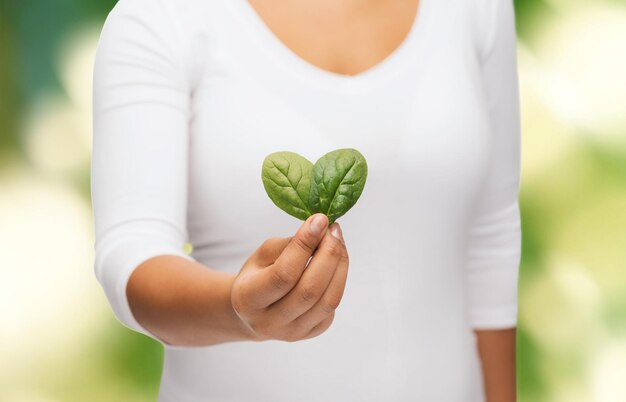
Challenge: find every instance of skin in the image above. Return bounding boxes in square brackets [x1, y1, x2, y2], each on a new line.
[128, 214, 349, 346]
[476, 328, 517, 402]
[128, 0, 516, 400]
[245, 0, 420, 77]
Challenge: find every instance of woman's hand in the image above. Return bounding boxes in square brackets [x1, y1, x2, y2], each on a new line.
[230, 213, 349, 342]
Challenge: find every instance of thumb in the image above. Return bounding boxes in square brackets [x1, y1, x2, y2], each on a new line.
[253, 213, 328, 308]
[275, 213, 328, 276]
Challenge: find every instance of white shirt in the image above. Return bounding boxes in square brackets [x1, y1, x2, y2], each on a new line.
[91, 0, 522, 400]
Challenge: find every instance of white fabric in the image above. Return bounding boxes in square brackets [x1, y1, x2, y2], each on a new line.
[91, 0, 522, 400]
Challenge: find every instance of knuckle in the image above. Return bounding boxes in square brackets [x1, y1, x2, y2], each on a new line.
[319, 313, 335, 332]
[258, 237, 280, 259]
[273, 303, 295, 321]
[320, 298, 339, 314]
[299, 283, 323, 304]
[281, 328, 302, 343]
[261, 237, 279, 249]
[324, 241, 342, 259]
[269, 266, 296, 291]
[309, 314, 335, 339]
[325, 312, 336, 328]
[257, 240, 270, 257]
[325, 310, 336, 324]
[293, 235, 316, 255]
[340, 249, 349, 264]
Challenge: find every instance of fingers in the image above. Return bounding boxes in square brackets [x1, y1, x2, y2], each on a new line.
[232, 221, 349, 343]
[266, 223, 345, 322]
[248, 213, 329, 309]
[287, 239, 349, 333]
[300, 311, 335, 341]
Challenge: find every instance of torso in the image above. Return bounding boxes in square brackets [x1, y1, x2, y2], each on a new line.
[101, 0, 502, 400]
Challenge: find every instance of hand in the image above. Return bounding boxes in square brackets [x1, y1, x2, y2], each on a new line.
[230, 213, 349, 342]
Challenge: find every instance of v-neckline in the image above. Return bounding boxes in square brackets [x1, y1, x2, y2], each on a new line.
[224, 0, 428, 94]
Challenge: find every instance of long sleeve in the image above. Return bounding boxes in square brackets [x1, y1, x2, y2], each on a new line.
[465, 0, 522, 330]
[91, 0, 196, 340]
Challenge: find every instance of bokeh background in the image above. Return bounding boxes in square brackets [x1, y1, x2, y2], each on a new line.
[1, 0, 625, 401]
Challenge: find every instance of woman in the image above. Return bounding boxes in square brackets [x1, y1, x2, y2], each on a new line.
[91, 0, 521, 400]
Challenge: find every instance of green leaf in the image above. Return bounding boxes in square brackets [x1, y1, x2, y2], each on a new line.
[262, 151, 314, 221]
[261, 148, 368, 225]
[309, 148, 368, 225]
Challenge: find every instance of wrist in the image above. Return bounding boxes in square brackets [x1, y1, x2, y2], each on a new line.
[224, 274, 261, 342]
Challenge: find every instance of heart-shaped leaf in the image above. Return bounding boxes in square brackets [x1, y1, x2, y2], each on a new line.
[261, 151, 314, 221]
[262, 148, 367, 225]
[309, 148, 368, 225]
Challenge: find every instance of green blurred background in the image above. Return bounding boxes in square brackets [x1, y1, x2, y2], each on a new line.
[1, 0, 625, 401]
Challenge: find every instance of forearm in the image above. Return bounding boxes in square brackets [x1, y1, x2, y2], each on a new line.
[475, 327, 517, 402]
[127, 255, 255, 347]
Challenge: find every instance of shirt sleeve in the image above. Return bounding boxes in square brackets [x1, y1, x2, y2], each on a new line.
[465, 0, 522, 330]
[91, 0, 196, 341]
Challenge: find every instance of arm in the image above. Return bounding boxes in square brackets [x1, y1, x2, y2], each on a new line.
[467, 0, 521, 400]
[91, 0, 252, 346]
[475, 328, 516, 402]
[127, 256, 254, 346]
[90, 0, 348, 348]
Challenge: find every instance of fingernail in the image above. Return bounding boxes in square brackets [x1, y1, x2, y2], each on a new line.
[330, 223, 343, 243]
[310, 214, 327, 236]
